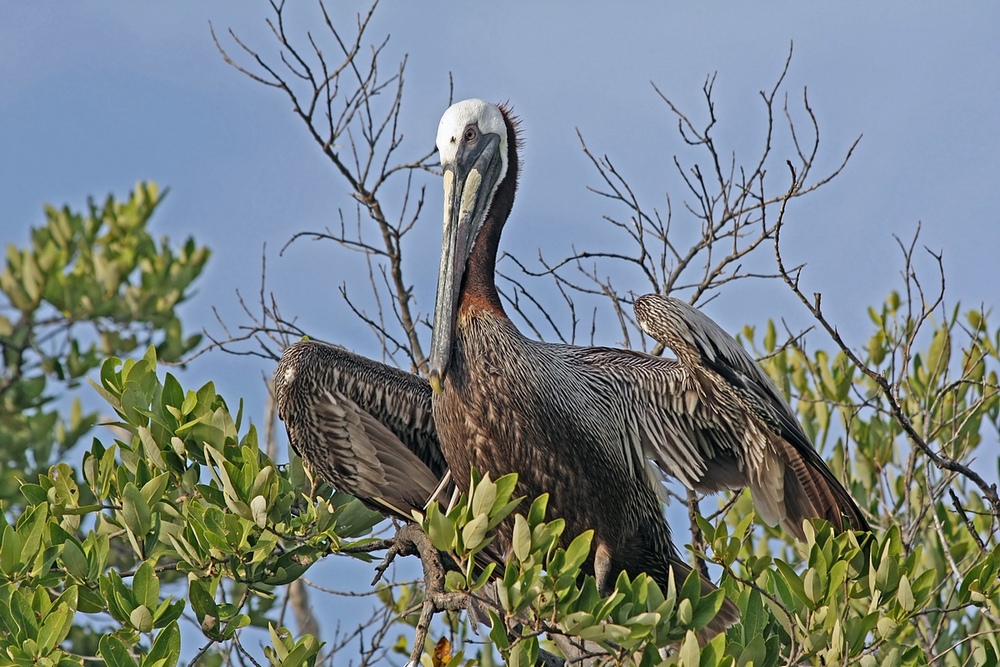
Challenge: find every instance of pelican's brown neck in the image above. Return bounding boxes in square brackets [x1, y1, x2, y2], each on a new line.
[458, 106, 520, 319]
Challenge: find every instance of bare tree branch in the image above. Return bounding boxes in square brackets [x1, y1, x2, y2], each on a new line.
[773, 180, 1000, 518]
[211, 0, 439, 372]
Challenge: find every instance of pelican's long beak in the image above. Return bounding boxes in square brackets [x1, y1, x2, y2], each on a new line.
[428, 131, 503, 393]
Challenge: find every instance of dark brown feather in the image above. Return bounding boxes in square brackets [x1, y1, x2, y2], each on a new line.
[274, 340, 445, 520]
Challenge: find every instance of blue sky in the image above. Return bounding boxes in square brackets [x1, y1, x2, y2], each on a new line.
[2, 1, 999, 656]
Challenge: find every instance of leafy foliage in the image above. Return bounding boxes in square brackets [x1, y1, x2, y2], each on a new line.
[1, 346, 383, 665]
[0, 183, 207, 502]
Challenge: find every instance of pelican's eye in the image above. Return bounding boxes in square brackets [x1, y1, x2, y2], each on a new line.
[464, 127, 477, 142]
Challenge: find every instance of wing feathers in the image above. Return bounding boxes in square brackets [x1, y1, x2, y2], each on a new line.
[632, 294, 869, 536]
[275, 340, 444, 520]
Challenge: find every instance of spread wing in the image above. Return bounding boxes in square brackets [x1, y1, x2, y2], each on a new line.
[620, 294, 869, 537]
[575, 345, 748, 495]
[274, 340, 446, 521]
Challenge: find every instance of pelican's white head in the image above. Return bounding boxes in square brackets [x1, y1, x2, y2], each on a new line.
[436, 98, 509, 185]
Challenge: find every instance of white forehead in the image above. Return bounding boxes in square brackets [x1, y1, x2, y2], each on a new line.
[436, 99, 507, 166]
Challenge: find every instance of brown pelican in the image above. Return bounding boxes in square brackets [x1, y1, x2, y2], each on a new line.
[274, 98, 869, 637]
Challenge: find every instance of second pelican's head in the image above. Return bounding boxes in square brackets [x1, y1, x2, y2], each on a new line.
[429, 99, 513, 392]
